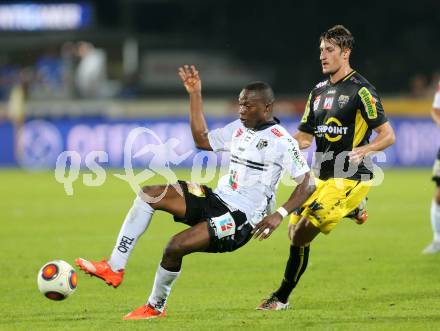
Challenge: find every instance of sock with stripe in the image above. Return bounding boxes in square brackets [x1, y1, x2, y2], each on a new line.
[273, 245, 310, 304]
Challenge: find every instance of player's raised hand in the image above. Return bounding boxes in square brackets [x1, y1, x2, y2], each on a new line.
[178, 65, 201, 94]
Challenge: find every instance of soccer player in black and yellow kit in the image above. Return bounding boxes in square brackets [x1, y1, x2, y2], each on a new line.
[255, 25, 395, 310]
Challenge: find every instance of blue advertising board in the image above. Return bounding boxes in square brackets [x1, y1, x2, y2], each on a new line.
[0, 116, 438, 169]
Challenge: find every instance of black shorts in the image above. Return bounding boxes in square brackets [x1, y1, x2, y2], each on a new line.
[174, 180, 253, 253]
[433, 148, 440, 186]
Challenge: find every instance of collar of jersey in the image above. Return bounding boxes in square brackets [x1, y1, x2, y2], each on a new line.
[329, 70, 356, 86]
[249, 117, 280, 132]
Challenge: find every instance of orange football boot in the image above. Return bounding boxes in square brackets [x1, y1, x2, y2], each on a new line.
[354, 208, 368, 224]
[75, 258, 124, 288]
[123, 304, 166, 320]
[347, 207, 368, 224]
[346, 198, 368, 225]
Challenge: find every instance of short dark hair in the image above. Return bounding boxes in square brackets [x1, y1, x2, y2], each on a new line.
[320, 25, 354, 50]
[243, 81, 275, 105]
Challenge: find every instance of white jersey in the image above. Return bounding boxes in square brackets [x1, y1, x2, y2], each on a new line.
[434, 81, 440, 109]
[208, 119, 310, 226]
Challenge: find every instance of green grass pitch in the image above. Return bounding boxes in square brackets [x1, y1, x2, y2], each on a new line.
[1, 168, 439, 330]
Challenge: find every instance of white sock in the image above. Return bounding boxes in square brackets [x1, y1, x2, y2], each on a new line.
[431, 200, 440, 243]
[147, 263, 181, 311]
[108, 196, 154, 271]
[431, 200, 440, 242]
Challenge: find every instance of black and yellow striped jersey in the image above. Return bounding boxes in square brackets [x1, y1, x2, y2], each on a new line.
[298, 71, 388, 180]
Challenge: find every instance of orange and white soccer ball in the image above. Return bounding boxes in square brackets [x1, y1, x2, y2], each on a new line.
[37, 260, 77, 300]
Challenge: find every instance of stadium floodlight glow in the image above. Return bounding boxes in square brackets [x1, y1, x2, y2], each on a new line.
[0, 3, 92, 31]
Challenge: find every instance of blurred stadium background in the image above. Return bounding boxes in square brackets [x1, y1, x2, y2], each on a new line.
[1, 1, 440, 330]
[0, 0, 439, 170]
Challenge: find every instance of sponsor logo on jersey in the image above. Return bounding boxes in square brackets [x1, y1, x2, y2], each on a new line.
[338, 95, 350, 108]
[235, 128, 244, 137]
[288, 147, 306, 169]
[313, 95, 321, 110]
[301, 93, 312, 123]
[271, 127, 284, 137]
[323, 97, 334, 110]
[327, 89, 336, 94]
[256, 139, 268, 150]
[229, 169, 239, 190]
[211, 213, 236, 239]
[315, 80, 328, 88]
[358, 87, 378, 119]
[315, 117, 349, 142]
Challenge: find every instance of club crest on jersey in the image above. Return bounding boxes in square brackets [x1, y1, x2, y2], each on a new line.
[271, 127, 283, 137]
[338, 95, 350, 108]
[313, 96, 321, 110]
[323, 97, 334, 110]
[211, 213, 236, 239]
[256, 139, 268, 150]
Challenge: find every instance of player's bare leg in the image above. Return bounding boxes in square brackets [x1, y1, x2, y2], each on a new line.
[290, 217, 320, 246]
[257, 217, 319, 310]
[76, 183, 187, 287]
[124, 221, 211, 320]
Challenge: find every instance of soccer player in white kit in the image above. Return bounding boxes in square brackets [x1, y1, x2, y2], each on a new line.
[76, 65, 316, 319]
[422, 81, 440, 254]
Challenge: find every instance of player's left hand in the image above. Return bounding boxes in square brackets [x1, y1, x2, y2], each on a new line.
[178, 64, 201, 94]
[348, 146, 369, 165]
[252, 213, 283, 241]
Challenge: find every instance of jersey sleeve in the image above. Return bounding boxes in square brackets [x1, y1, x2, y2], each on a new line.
[433, 82, 440, 109]
[207, 119, 242, 152]
[279, 136, 310, 180]
[357, 85, 388, 129]
[297, 91, 316, 134]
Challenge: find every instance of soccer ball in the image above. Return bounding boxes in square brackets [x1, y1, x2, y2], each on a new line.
[37, 260, 77, 300]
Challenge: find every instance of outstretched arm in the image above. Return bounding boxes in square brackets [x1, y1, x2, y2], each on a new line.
[252, 172, 316, 240]
[178, 65, 212, 151]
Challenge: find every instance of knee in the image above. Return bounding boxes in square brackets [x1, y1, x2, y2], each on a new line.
[142, 185, 162, 197]
[291, 230, 309, 247]
[291, 218, 319, 246]
[163, 236, 186, 260]
[141, 185, 166, 207]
